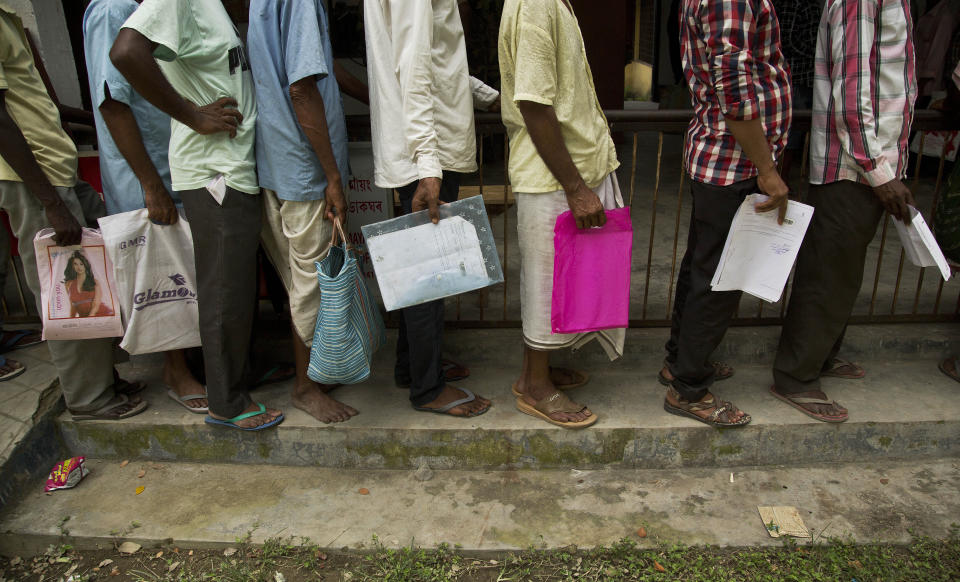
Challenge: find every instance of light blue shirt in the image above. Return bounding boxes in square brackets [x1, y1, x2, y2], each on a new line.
[82, 0, 177, 214]
[247, 0, 348, 202]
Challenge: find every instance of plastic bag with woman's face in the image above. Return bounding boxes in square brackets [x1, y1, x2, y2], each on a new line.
[34, 227, 123, 340]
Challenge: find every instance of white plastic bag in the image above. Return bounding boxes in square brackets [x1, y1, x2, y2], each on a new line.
[34, 227, 123, 340]
[97, 209, 201, 355]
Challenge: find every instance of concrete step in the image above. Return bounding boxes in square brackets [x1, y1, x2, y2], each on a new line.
[1, 457, 958, 555]
[55, 328, 960, 470]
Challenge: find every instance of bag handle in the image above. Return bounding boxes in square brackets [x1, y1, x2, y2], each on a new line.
[325, 216, 351, 253]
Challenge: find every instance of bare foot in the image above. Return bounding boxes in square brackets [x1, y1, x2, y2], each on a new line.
[209, 402, 282, 429]
[163, 362, 208, 409]
[548, 367, 587, 388]
[418, 385, 491, 417]
[292, 383, 357, 423]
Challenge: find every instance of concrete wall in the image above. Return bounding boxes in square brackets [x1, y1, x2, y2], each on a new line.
[8, 0, 82, 107]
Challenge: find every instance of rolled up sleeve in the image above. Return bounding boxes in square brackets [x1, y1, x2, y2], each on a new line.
[702, 0, 759, 120]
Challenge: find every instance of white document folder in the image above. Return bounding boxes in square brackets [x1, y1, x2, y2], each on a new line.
[893, 206, 952, 281]
[361, 196, 504, 311]
[711, 194, 814, 303]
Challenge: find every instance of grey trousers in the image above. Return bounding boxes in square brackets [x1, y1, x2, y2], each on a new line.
[179, 186, 262, 418]
[0, 180, 116, 412]
[774, 180, 885, 394]
[665, 178, 755, 402]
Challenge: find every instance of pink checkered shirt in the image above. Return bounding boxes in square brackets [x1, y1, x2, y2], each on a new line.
[680, 0, 792, 186]
[809, 0, 916, 187]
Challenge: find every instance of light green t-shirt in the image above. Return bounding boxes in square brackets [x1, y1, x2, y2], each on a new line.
[122, 0, 258, 194]
[0, 4, 77, 187]
[498, 0, 619, 193]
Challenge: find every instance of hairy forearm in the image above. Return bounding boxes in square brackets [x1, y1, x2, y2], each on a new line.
[333, 61, 369, 106]
[517, 101, 584, 193]
[110, 29, 196, 126]
[99, 98, 165, 190]
[724, 117, 776, 174]
[0, 92, 66, 209]
[290, 78, 342, 187]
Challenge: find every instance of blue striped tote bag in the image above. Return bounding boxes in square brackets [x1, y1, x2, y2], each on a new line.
[308, 218, 385, 384]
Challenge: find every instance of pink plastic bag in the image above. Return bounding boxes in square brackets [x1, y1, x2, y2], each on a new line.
[552, 207, 633, 333]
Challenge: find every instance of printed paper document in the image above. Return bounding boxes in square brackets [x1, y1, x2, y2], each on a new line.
[711, 194, 814, 302]
[893, 206, 951, 281]
[367, 216, 490, 311]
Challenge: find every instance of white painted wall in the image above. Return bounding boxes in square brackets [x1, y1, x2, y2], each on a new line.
[8, 0, 83, 107]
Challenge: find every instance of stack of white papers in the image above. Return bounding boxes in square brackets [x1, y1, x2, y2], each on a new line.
[711, 194, 814, 303]
[893, 206, 951, 281]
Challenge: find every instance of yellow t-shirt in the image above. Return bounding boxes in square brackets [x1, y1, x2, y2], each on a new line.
[498, 0, 619, 193]
[0, 4, 77, 187]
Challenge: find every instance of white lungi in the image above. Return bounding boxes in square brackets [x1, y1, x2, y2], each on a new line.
[515, 172, 627, 360]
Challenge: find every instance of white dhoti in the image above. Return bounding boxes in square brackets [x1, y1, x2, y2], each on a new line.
[260, 189, 332, 346]
[515, 172, 627, 360]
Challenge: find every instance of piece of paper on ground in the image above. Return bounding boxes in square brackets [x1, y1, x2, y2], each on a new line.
[894, 206, 952, 281]
[757, 506, 811, 538]
[711, 194, 814, 302]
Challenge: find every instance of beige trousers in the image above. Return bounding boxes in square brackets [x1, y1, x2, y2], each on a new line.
[259, 189, 332, 345]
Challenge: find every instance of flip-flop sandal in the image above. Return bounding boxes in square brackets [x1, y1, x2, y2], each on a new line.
[115, 378, 147, 397]
[768, 385, 848, 423]
[253, 363, 296, 387]
[412, 387, 490, 417]
[0, 329, 43, 354]
[0, 355, 25, 382]
[658, 361, 734, 386]
[205, 403, 284, 431]
[396, 358, 471, 389]
[511, 368, 590, 397]
[820, 358, 865, 379]
[515, 391, 598, 429]
[166, 388, 208, 414]
[441, 358, 469, 382]
[939, 357, 960, 383]
[70, 394, 148, 421]
[662, 387, 751, 428]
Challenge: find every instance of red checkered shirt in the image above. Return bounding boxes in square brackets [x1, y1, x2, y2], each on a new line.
[680, 0, 792, 186]
[809, 0, 916, 187]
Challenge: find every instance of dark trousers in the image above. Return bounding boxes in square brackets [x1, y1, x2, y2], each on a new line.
[774, 181, 884, 394]
[665, 178, 756, 402]
[179, 186, 263, 418]
[393, 171, 461, 406]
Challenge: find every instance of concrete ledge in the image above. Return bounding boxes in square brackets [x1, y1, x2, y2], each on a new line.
[57, 350, 960, 470]
[2, 458, 959, 554]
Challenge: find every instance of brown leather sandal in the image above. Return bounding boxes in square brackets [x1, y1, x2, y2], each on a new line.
[515, 390, 598, 428]
[662, 386, 751, 428]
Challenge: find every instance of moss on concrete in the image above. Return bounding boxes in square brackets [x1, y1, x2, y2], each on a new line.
[70, 425, 240, 461]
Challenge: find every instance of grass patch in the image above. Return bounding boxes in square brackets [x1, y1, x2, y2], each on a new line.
[2, 531, 959, 581]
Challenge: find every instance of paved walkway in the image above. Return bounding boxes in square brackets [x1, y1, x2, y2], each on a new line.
[0, 338, 58, 469]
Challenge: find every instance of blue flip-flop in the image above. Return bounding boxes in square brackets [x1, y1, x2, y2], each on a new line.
[204, 403, 284, 431]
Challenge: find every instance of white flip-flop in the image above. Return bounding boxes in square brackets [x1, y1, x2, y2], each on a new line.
[166, 388, 208, 414]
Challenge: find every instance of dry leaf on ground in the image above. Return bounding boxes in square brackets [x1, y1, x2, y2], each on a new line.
[358, 488, 369, 495]
[636, 527, 647, 538]
[119, 460, 129, 468]
[653, 561, 666, 572]
[118, 542, 141, 555]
